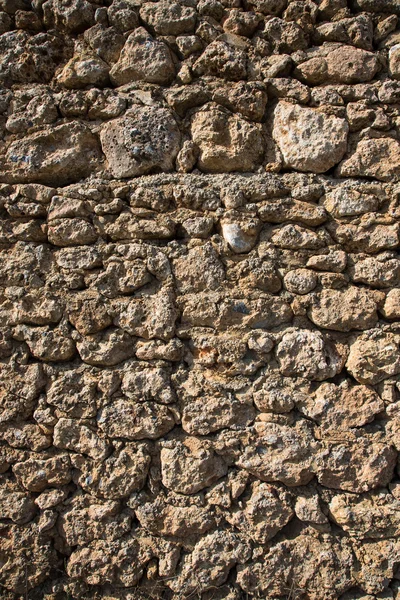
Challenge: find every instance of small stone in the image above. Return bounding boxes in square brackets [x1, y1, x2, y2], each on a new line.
[272, 101, 349, 173]
[226, 481, 294, 543]
[322, 187, 379, 217]
[284, 268, 317, 294]
[389, 43, 400, 79]
[382, 289, 400, 319]
[13, 455, 71, 492]
[53, 418, 110, 460]
[75, 328, 136, 366]
[295, 44, 379, 85]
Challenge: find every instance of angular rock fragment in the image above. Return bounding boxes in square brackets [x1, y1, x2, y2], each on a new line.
[98, 399, 176, 440]
[13, 455, 71, 492]
[191, 108, 264, 172]
[109, 28, 176, 86]
[346, 331, 400, 385]
[337, 137, 400, 181]
[0, 122, 102, 186]
[276, 329, 344, 380]
[308, 287, 378, 331]
[236, 420, 317, 485]
[161, 437, 228, 494]
[168, 532, 250, 596]
[227, 481, 294, 543]
[100, 107, 181, 178]
[140, 1, 197, 35]
[272, 102, 348, 173]
[53, 418, 111, 460]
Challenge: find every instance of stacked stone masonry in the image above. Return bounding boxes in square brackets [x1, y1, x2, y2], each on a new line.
[0, 0, 400, 598]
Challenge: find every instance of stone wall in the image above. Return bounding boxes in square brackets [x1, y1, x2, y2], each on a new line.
[0, 0, 400, 598]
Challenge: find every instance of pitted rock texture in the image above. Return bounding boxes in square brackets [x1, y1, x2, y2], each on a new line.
[0, 0, 400, 599]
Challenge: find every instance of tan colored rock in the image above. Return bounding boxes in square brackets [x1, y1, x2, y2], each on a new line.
[167, 532, 250, 596]
[299, 382, 384, 429]
[139, 1, 197, 35]
[161, 437, 228, 494]
[0, 122, 101, 186]
[284, 268, 317, 294]
[0, 523, 57, 594]
[227, 481, 294, 543]
[48, 217, 97, 246]
[100, 107, 181, 178]
[59, 54, 110, 89]
[271, 223, 325, 249]
[308, 287, 378, 331]
[382, 289, 400, 319]
[295, 44, 379, 85]
[236, 420, 317, 485]
[73, 444, 150, 499]
[389, 43, 400, 80]
[191, 108, 264, 172]
[237, 535, 354, 599]
[13, 455, 71, 492]
[193, 40, 247, 81]
[316, 438, 397, 492]
[136, 497, 214, 537]
[322, 187, 379, 217]
[173, 242, 225, 293]
[276, 329, 344, 380]
[13, 324, 76, 362]
[329, 490, 400, 538]
[272, 101, 348, 173]
[75, 328, 135, 366]
[337, 137, 400, 181]
[0, 480, 36, 524]
[53, 418, 111, 460]
[109, 27, 175, 86]
[59, 499, 131, 546]
[114, 290, 178, 340]
[346, 331, 400, 384]
[352, 257, 400, 289]
[98, 399, 176, 440]
[182, 394, 254, 435]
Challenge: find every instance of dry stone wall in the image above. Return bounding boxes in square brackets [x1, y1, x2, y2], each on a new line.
[0, 0, 400, 598]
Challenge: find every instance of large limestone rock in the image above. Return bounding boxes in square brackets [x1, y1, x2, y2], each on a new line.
[100, 107, 181, 178]
[191, 107, 264, 172]
[295, 44, 379, 85]
[308, 287, 378, 331]
[161, 437, 228, 494]
[139, 1, 197, 35]
[346, 331, 400, 384]
[276, 329, 344, 380]
[336, 137, 400, 181]
[272, 102, 349, 173]
[109, 27, 176, 86]
[0, 122, 101, 185]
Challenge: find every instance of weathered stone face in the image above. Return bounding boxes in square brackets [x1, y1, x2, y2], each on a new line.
[100, 107, 181, 178]
[1, 0, 400, 597]
[272, 101, 349, 173]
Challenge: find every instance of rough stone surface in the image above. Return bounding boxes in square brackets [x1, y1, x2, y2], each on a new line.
[0, 1, 400, 598]
[272, 101, 349, 173]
